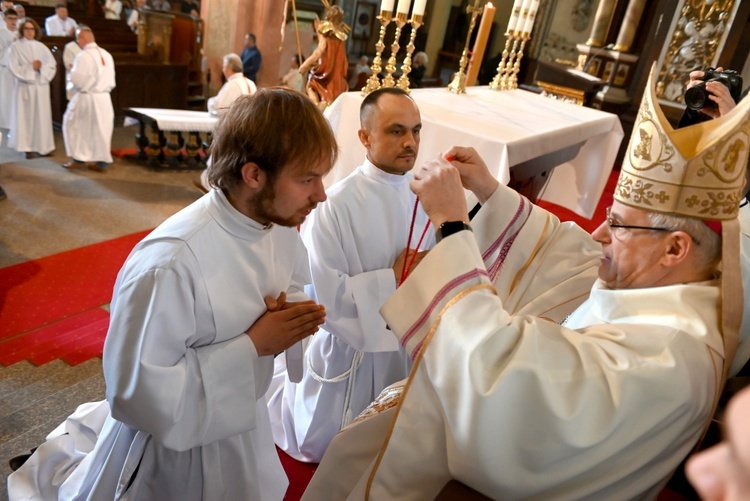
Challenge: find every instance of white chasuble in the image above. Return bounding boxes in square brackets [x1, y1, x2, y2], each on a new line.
[267, 159, 435, 463]
[304, 183, 723, 500]
[8, 38, 56, 154]
[9, 189, 311, 501]
[62, 42, 116, 163]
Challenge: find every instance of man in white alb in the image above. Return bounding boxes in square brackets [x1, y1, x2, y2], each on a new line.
[103, 0, 122, 20]
[62, 26, 116, 173]
[0, 7, 17, 147]
[45, 3, 77, 36]
[267, 87, 433, 463]
[207, 52, 257, 117]
[8, 18, 56, 158]
[8, 89, 333, 500]
[304, 66, 748, 500]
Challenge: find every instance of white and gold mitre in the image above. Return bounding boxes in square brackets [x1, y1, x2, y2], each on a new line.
[615, 64, 750, 220]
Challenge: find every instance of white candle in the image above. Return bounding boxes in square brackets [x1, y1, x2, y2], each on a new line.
[506, 0, 523, 33]
[413, 0, 427, 16]
[514, 0, 533, 34]
[396, 0, 411, 15]
[521, 0, 540, 34]
[380, 0, 395, 13]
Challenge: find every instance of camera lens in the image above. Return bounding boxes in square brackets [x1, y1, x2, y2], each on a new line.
[684, 83, 709, 110]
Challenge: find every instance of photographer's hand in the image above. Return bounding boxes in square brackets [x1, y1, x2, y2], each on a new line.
[704, 80, 737, 118]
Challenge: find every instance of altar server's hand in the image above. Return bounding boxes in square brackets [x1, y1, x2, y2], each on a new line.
[32, 60, 42, 71]
[392, 247, 429, 282]
[411, 157, 469, 228]
[246, 295, 325, 356]
[444, 146, 499, 204]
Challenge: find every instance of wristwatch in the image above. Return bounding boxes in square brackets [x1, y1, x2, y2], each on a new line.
[436, 221, 472, 243]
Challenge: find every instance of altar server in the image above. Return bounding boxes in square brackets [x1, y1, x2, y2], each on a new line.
[268, 87, 434, 462]
[207, 52, 256, 117]
[0, 7, 17, 144]
[8, 18, 56, 158]
[45, 3, 77, 36]
[62, 26, 115, 172]
[304, 66, 748, 500]
[8, 90, 333, 501]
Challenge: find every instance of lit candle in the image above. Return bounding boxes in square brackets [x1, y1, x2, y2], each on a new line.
[521, 0, 540, 34]
[396, 0, 411, 15]
[413, 0, 427, 16]
[466, 2, 496, 86]
[506, 0, 523, 33]
[380, 0, 395, 13]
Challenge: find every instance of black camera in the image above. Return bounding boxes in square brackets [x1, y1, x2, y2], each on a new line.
[684, 68, 743, 111]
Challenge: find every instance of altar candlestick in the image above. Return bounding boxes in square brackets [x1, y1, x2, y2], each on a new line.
[396, 0, 411, 14]
[380, 0, 395, 12]
[506, 0, 523, 33]
[466, 2, 496, 87]
[520, 0, 539, 35]
[413, 0, 427, 16]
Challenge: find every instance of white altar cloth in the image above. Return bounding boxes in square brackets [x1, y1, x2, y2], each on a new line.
[127, 108, 218, 132]
[324, 87, 624, 218]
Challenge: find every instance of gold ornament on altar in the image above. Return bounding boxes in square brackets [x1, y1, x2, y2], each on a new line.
[447, 0, 483, 94]
[490, 0, 540, 91]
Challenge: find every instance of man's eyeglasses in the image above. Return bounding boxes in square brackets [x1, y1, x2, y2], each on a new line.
[605, 206, 673, 240]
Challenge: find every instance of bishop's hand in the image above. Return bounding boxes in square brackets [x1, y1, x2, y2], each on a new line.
[246, 292, 326, 356]
[411, 156, 469, 228]
[443, 146, 499, 204]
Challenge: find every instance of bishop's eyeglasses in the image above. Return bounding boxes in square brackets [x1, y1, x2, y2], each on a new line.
[605, 206, 674, 241]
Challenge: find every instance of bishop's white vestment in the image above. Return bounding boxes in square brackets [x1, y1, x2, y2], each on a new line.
[8, 189, 312, 500]
[207, 72, 256, 117]
[62, 42, 116, 164]
[7, 38, 56, 155]
[735, 201, 750, 375]
[304, 183, 724, 500]
[0, 27, 16, 132]
[267, 159, 435, 462]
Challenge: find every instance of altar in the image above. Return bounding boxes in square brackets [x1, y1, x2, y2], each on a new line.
[325, 87, 624, 219]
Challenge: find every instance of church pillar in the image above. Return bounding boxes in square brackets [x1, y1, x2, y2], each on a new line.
[586, 0, 617, 48]
[201, 0, 285, 95]
[612, 0, 647, 52]
[423, 0, 454, 76]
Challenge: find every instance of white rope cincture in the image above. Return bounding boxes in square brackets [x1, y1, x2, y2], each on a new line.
[305, 345, 364, 428]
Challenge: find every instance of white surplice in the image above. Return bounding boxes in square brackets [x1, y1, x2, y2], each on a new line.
[7, 38, 56, 155]
[44, 14, 77, 36]
[0, 27, 16, 131]
[207, 72, 257, 116]
[62, 42, 115, 163]
[8, 189, 313, 501]
[267, 159, 435, 463]
[304, 183, 724, 500]
[62, 41, 81, 100]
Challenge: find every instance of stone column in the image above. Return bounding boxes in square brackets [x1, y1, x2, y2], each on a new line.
[423, 0, 454, 76]
[612, 0, 647, 52]
[586, 0, 617, 47]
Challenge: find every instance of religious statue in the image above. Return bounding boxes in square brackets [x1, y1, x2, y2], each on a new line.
[299, 1, 350, 110]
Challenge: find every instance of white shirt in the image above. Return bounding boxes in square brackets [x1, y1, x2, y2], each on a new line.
[207, 72, 256, 116]
[45, 14, 78, 36]
[103, 0, 122, 20]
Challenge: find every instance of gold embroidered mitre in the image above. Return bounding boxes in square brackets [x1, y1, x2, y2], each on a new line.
[615, 64, 750, 220]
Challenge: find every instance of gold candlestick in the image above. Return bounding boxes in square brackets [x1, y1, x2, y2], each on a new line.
[363, 10, 393, 95]
[505, 35, 528, 89]
[447, 0, 483, 94]
[396, 14, 423, 91]
[382, 12, 407, 88]
[489, 31, 514, 90]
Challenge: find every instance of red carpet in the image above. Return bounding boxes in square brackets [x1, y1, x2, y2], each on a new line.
[0, 229, 150, 366]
